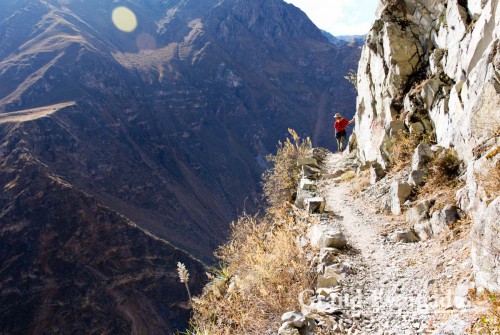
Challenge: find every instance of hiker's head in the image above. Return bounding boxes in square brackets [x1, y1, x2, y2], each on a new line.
[335, 113, 342, 119]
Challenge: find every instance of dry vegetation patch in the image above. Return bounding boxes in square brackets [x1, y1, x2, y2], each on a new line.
[189, 206, 316, 334]
[262, 129, 312, 206]
[185, 130, 316, 335]
[417, 148, 464, 210]
[389, 130, 432, 172]
[468, 289, 500, 334]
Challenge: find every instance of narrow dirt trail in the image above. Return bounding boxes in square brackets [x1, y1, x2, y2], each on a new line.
[316, 152, 438, 334]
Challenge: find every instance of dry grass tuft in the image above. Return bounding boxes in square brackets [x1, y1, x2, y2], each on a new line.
[389, 130, 432, 172]
[468, 289, 500, 334]
[339, 170, 356, 182]
[417, 150, 463, 210]
[349, 170, 370, 195]
[432, 148, 460, 181]
[189, 204, 316, 334]
[262, 129, 312, 206]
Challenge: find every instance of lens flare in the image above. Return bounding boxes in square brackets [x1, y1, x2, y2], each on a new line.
[112, 6, 138, 33]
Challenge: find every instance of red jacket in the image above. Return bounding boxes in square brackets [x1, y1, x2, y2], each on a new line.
[334, 118, 349, 132]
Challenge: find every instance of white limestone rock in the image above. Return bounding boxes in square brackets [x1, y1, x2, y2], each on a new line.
[414, 220, 434, 240]
[306, 197, 326, 214]
[370, 162, 387, 184]
[299, 178, 316, 191]
[390, 181, 413, 215]
[408, 169, 426, 187]
[295, 188, 315, 209]
[430, 204, 460, 235]
[406, 200, 432, 225]
[470, 197, 500, 292]
[278, 323, 300, 335]
[318, 228, 347, 249]
[302, 165, 321, 180]
[412, 143, 434, 170]
[307, 224, 330, 247]
[317, 266, 341, 288]
[297, 157, 319, 169]
[281, 311, 306, 328]
[390, 229, 419, 243]
[432, 318, 469, 335]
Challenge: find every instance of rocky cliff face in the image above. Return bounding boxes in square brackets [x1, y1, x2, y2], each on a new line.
[353, 0, 499, 292]
[0, 0, 362, 332]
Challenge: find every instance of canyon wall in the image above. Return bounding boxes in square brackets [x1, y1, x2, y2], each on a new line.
[353, 0, 499, 292]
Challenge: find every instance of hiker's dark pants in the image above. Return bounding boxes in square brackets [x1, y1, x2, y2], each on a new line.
[336, 130, 346, 152]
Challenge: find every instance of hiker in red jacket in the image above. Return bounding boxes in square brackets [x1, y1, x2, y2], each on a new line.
[334, 113, 354, 152]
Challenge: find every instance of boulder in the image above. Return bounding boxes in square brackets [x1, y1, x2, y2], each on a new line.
[302, 165, 321, 180]
[299, 178, 316, 191]
[414, 221, 434, 240]
[318, 247, 339, 265]
[305, 197, 326, 214]
[317, 272, 340, 288]
[406, 200, 432, 225]
[312, 147, 329, 163]
[412, 143, 434, 170]
[390, 181, 413, 215]
[318, 228, 347, 249]
[295, 188, 315, 209]
[430, 204, 459, 234]
[297, 157, 319, 169]
[390, 229, 419, 243]
[278, 323, 300, 335]
[438, 205, 460, 223]
[409, 121, 425, 136]
[281, 311, 306, 328]
[370, 162, 386, 184]
[307, 224, 329, 247]
[408, 169, 426, 187]
[421, 77, 444, 108]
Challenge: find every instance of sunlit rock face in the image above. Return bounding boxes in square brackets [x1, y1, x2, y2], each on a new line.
[0, 0, 361, 332]
[353, 0, 499, 292]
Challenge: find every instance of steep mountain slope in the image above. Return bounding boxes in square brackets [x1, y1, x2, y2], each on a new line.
[0, 110, 206, 334]
[0, 0, 361, 333]
[0, 0, 360, 260]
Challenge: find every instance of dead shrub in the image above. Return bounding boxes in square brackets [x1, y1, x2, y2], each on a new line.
[262, 129, 312, 206]
[418, 149, 463, 208]
[433, 148, 460, 181]
[339, 170, 356, 182]
[189, 205, 315, 335]
[348, 170, 370, 195]
[389, 130, 431, 172]
[468, 289, 500, 334]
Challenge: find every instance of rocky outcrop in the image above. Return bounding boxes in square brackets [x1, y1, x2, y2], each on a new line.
[353, 0, 500, 292]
